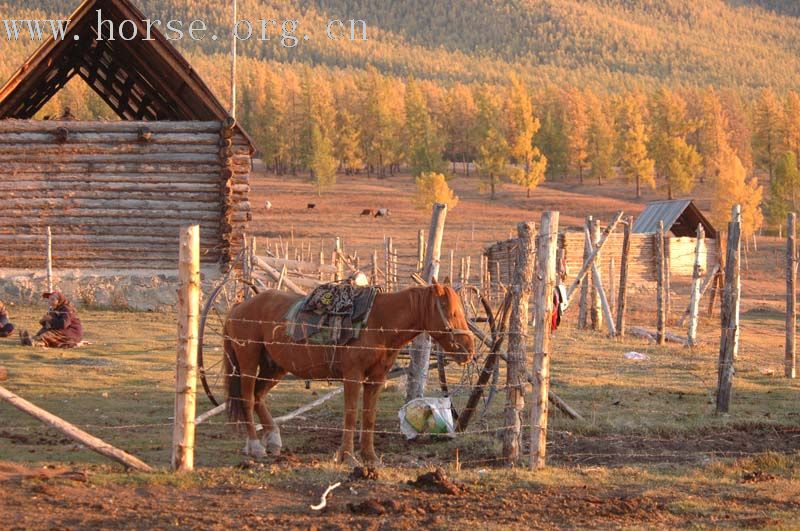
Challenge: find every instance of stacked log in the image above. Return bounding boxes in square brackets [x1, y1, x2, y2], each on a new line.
[485, 237, 522, 290]
[0, 119, 252, 269]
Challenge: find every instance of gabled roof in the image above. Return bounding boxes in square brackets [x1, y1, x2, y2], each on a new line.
[0, 0, 251, 148]
[632, 199, 717, 239]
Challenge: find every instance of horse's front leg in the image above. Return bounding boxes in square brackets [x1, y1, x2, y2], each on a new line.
[359, 379, 384, 465]
[336, 379, 361, 465]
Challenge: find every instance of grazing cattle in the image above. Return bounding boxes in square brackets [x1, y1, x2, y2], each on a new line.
[360, 209, 374, 216]
[374, 208, 390, 218]
[307, 203, 316, 210]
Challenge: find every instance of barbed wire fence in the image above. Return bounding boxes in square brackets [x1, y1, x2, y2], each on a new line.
[2, 205, 798, 473]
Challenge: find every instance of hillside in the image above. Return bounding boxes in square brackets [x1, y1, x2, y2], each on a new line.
[2, 0, 800, 91]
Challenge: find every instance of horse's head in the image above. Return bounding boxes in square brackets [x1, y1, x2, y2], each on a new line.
[426, 283, 474, 364]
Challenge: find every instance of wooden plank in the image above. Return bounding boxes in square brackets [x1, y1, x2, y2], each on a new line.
[0, 385, 152, 472]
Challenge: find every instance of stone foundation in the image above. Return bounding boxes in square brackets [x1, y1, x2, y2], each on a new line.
[0, 268, 223, 312]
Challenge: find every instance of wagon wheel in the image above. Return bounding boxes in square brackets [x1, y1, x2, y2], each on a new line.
[198, 277, 259, 406]
[437, 286, 501, 425]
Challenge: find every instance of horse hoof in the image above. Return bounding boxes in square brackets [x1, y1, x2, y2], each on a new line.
[335, 449, 360, 467]
[262, 430, 282, 456]
[244, 439, 267, 458]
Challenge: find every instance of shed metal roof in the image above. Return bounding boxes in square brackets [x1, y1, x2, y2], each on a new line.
[632, 199, 717, 239]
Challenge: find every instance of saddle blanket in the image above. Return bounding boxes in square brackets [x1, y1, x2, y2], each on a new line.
[285, 283, 378, 346]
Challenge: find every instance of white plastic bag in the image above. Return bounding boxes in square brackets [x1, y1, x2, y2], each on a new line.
[398, 397, 456, 439]
[624, 351, 650, 361]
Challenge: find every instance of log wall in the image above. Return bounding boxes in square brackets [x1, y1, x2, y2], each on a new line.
[0, 120, 252, 269]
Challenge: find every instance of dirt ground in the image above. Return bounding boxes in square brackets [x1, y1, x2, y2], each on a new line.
[1, 451, 799, 530]
[1, 170, 799, 529]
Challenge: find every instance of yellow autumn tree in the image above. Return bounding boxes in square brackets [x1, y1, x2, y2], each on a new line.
[413, 172, 459, 212]
[711, 149, 764, 238]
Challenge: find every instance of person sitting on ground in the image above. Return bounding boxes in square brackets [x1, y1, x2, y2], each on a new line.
[20, 291, 83, 348]
[0, 301, 15, 338]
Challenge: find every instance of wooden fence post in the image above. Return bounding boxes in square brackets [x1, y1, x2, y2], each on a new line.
[242, 233, 251, 283]
[405, 203, 447, 402]
[417, 229, 425, 271]
[656, 221, 666, 345]
[384, 237, 392, 291]
[334, 237, 344, 281]
[609, 257, 616, 311]
[616, 216, 632, 337]
[708, 236, 724, 317]
[585, 227, 617, 337]
[565, 211, 624, 309]
[372, 249, 379, 286]
[578, 216, 592, 329]
[665, 234, 672, 319]
[530, 212, 559, 470]
[590, 218, 603, 331]
[688, 225, 705, 347]
[45, 226, 53, 293]
[716, 205, 741, 414]
[503, 221, 535, 465]
[787, 212, 797, 379]
[172, 225, 200, 472]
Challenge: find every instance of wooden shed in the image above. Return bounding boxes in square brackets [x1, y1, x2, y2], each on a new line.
[0, 0, 253, 270]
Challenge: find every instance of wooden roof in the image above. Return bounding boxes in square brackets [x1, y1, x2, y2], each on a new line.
[632, 199, 717, 239]
[0, 0, 248, 140]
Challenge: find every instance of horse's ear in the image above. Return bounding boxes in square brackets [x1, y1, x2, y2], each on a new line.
[432, 283, 446, 297]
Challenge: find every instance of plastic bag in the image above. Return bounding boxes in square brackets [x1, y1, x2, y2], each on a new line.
[398, 397, 456, 439]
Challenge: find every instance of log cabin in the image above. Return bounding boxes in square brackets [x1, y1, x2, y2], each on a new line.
[0, 0, 253, 271]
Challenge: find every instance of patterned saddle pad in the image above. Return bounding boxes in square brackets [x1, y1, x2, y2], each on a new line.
[285, 283, 378, 345]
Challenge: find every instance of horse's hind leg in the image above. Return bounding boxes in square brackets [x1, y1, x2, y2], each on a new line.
[359, 380, 383, 465]
[254, 365, 286, 456]
[336, 378, 361, 465]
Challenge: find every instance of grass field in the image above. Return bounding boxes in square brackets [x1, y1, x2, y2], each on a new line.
[1, 171, 799, 528]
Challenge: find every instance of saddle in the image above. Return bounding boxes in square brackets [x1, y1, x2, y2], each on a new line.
[285, 283, 379, 346]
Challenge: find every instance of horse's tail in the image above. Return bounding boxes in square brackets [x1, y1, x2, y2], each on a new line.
[224, 328, 246, 428]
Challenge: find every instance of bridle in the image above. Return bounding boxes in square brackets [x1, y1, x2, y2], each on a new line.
[432, 292, 472, 348]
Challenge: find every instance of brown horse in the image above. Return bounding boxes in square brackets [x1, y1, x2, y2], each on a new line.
[223, 284, 474, 464]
